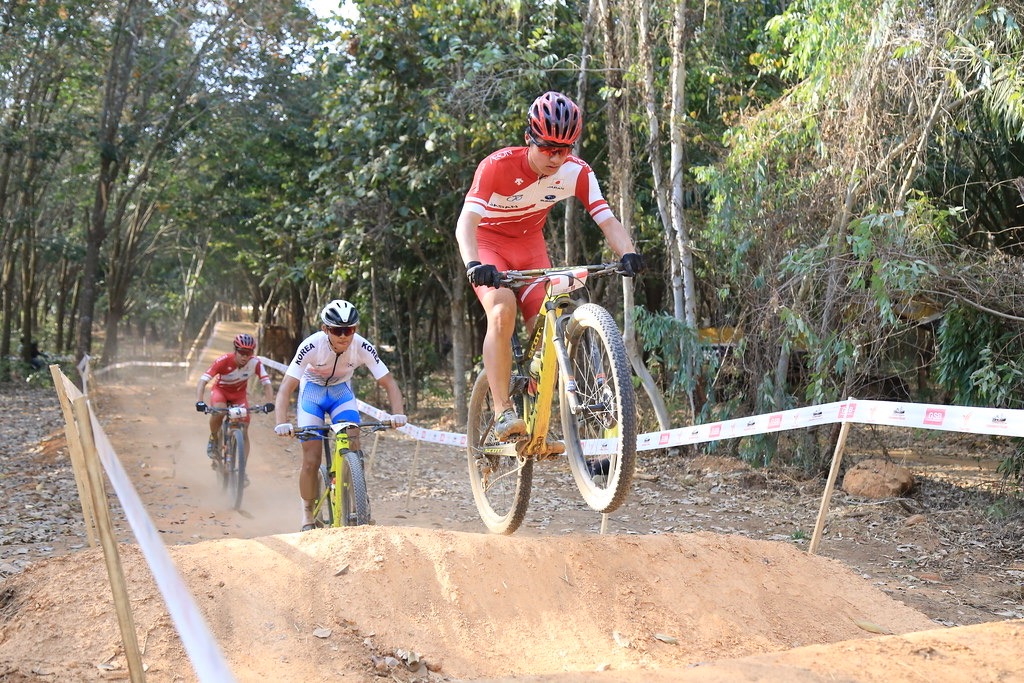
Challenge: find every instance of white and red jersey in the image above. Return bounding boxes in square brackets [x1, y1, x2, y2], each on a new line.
[285, 331, 390, 387]
[200, 353, 271, 393]
[462, 146, 614, 239]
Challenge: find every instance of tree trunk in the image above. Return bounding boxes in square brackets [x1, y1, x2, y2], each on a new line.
[636, 0, 683, 320]
[77, 0, 141, 365]
[452, 273, 469, 427]
[599, 0, 671, 430]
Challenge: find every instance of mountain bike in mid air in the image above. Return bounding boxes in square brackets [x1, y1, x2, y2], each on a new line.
[467, 262, 638, 534]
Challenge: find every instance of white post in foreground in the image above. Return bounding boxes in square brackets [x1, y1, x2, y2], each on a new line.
[71, 395, 147, 682]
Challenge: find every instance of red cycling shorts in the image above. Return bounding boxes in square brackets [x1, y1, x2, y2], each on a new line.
[211, 384, 252, 424]
[472, 230, 551, 321]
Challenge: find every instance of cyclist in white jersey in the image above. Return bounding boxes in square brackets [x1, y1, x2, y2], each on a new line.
[273, 299, 406, 531]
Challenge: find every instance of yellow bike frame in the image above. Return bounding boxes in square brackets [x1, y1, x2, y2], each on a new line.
[484, 278, 579, 459]
[312, 428, 352, 527]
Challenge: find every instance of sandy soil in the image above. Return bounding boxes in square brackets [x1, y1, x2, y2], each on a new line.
[2, 331, 1024, 681]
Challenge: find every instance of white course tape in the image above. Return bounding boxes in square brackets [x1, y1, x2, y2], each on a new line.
[93, 360, 187, 375]
[261, 356, 1024, 449]
[87, 407, 237, 682]
[260, 356, 468, 446]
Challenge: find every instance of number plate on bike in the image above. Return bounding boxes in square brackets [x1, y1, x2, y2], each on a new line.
[524, 269, 588, 297]
[228, 406, 247, 419]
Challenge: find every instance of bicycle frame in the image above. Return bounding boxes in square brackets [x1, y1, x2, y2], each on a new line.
[312, 424, 354, 526]
[483, 265, 606, 459]
[467, 262, 637, 531]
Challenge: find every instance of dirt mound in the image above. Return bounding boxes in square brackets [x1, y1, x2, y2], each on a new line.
[2, 526, 941, 681]
[4, 329, 1024, 681]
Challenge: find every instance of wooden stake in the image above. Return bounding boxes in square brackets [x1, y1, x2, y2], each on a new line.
[71, 396, 146, 682]
[365, 431, 381, 477]
[50, 365, 99, 548]
[404, 440, 422, 510]
[808, 413, 854, 555]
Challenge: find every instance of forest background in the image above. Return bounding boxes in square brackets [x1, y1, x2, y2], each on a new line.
[2, 0, 1023, 475]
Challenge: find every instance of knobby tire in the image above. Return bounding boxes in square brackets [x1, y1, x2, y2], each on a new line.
[215, 427, 229, 492]
[466, 370, 533, 534]
[315, 433, 335, 527]
[560, 302, 637, 513]
[341, 451, 371, 526]
[227, 429, 246, 510]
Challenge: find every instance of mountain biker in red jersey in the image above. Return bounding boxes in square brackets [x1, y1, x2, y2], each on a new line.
[194, 333, 275, 467]
[455, 91, 644, 446]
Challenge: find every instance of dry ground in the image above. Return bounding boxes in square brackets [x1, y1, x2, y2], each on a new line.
[2, 342, 1024, 681]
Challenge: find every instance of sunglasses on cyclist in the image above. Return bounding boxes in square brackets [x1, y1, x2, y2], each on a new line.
[326, 325, 356, 337]
[234, 348, 254, 357]
[527, 133, 572, 157]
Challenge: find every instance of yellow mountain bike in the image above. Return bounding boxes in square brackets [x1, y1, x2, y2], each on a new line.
[467, 263, 637, 534]
[295, 421, 391, 527]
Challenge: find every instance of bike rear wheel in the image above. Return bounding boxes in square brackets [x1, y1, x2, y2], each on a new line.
[341, 451, 371, 526]
[560, 303, 637, 513]
[226, 429, 246, 510]
[466, 370, 533, 534]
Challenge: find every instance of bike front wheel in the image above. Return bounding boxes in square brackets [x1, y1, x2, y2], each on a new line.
[341, 451, 371, 526]
[316, 464, 334, 527]
[560, 303, 637, 513]
[466, 370, 533, 534]
[226, 429, 246, 510]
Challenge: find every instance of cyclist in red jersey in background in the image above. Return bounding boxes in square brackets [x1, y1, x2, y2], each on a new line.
[194, 333, 275, 466]
[455, 91, 644, 444]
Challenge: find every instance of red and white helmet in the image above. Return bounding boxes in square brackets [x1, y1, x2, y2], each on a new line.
[233, 333, 256, 352]
[527, 91, 582, 146]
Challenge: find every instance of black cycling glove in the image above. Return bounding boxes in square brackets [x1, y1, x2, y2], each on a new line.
[466, 261, 502, 288]
[619, 252, 645, 277]
[195, 401, 207, 413]
[263, 403, 275, 413]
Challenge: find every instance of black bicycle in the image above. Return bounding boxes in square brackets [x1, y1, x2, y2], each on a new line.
[203, 404, 272, 510]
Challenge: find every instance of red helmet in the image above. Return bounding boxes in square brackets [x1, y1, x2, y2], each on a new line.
[527, 91, 582, 146]
[233, 333, 256, 352]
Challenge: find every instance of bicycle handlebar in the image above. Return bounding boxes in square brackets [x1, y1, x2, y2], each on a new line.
[292, 421, 394, 438]
[204, 404, 272, 417]
[497, 262, 623, 289]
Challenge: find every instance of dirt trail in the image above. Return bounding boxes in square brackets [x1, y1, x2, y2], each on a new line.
[2, 324, 1023, 681]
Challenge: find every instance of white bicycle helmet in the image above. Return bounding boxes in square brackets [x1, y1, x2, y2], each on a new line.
[320, 299, 359, 327]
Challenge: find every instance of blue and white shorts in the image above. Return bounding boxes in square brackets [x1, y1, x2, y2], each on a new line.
[297, 380, 359, 441]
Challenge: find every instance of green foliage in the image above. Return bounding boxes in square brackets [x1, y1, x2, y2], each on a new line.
[633, 306, 702, 396]
[935, 304, 1024, 409]
[760, 0, 876, 85]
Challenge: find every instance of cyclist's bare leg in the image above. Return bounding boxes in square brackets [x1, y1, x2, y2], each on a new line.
[481, 287, 519, 414]
[242, 423, 251, 459]
[298, 439, 322, 526]
[208, 401, 227, 443]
